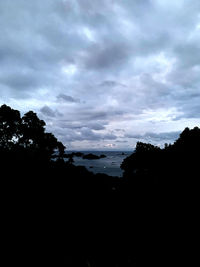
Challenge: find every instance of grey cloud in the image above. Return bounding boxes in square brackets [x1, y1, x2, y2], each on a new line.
[115, 129, 126, 132]
[0, 70, 39, 91]
[126, 131, 181, 143]
[175, 101, 200, 120]
[52, 126, 116, 142]
[99, 80, 126, 87]
[40, 106, 56, 117]
[140, 73, 170, 98]
[84, 42, 131, 70]
[167, 67, 200, 89]
[76, 109, 126, 121]
[116, 140, 128, 143]
[55, 120, 106, 131]
[76, 0, 114, 14]
[1, 0, 200, 149]
[57, 94, 80, 103]
[174, 43, 200, 69]
[87, 122, 105, 130]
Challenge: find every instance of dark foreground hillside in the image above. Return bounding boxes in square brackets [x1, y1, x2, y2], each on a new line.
[1, 104, 199, 266]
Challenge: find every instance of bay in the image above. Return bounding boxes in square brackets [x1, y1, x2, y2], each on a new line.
[66, 151, 132, 177]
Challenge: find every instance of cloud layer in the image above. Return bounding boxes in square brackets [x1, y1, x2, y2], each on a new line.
[0, 0, 200, 150]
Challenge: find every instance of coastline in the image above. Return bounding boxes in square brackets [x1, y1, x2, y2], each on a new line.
[64, 151, 132, 177]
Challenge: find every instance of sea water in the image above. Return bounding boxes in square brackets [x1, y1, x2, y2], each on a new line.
[66, 151, 132, 177]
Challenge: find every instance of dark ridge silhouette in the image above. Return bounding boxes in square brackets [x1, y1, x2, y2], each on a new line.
[1, 104, 199, 266]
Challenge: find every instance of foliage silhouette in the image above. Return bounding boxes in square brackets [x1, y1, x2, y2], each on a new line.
[1, 104, 199, 266]
[119, 127, 200, 266]
[0, 104, 65, 161]
[0, 104, 21, 149]
[121, 127, 200, 187]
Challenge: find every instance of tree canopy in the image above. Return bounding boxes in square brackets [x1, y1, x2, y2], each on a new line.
[0, 104, 65, 160]
[121, 126, 200, 186]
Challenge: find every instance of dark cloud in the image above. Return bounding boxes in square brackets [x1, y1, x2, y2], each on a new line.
[87, 122, 105, 130]
[40, 106, 56, 117]
[84, 42, 131, 70]
[53, 120, 106, 131]
[116, 140, 128, 143]
[99, 80, 126, 87]
[57, 94, 80, 103]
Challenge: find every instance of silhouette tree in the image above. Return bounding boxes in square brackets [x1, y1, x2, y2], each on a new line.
[0, 104, 65, 160]
[0, 104, 21, 150]
[19, 111, 45, 147]
[121, 141, 161, 181]
[121, 126, 200, 187]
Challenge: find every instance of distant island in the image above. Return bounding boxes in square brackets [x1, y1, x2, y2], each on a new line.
[62, 152, 106, 160]
[83, 153, 106, 159]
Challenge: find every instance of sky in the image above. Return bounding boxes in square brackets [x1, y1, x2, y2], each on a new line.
[0, 0, 200, 150]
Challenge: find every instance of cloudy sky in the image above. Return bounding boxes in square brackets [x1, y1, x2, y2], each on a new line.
[0, 0, 200, 150]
